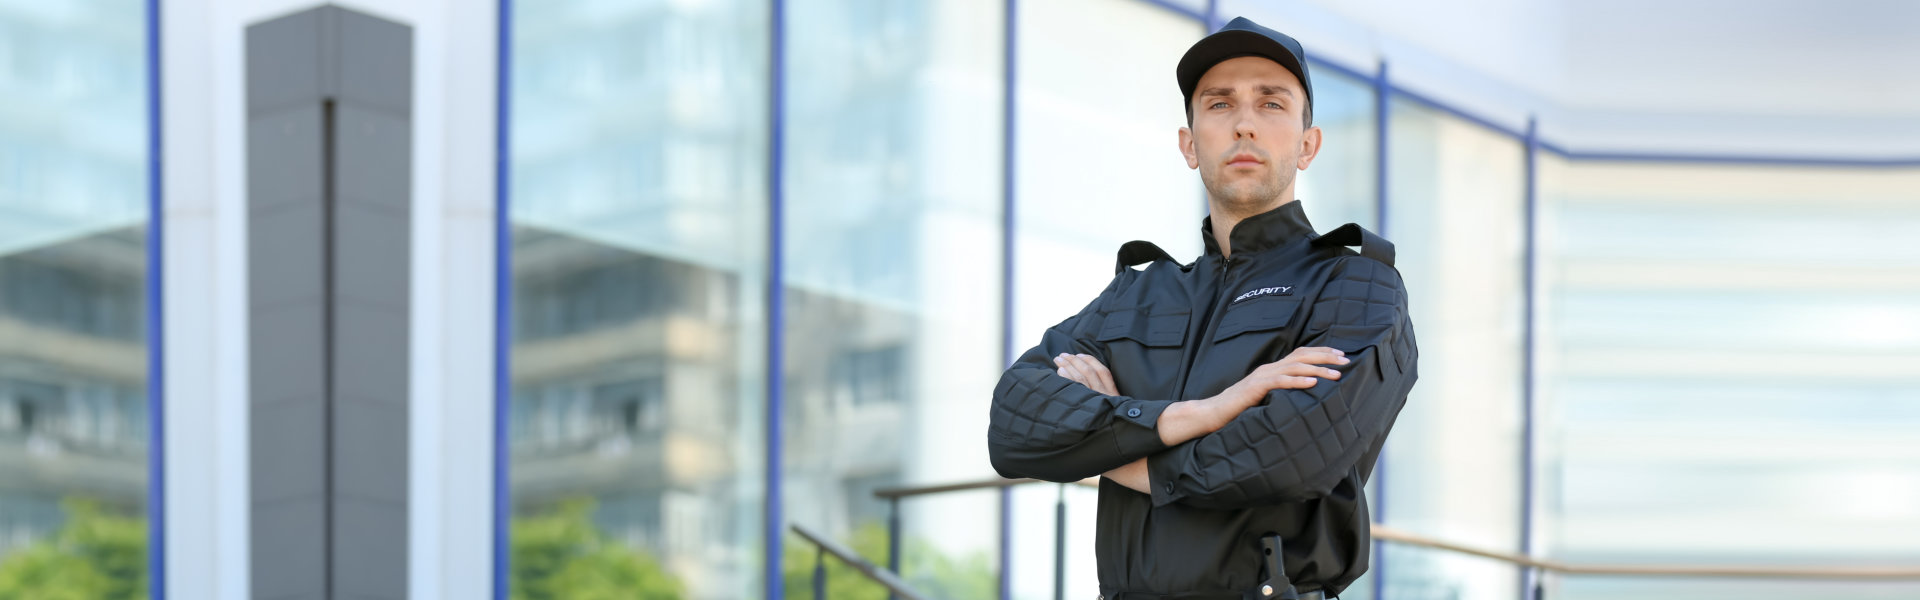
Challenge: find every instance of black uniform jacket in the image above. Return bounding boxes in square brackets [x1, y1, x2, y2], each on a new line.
[988, 201, 1418, 597]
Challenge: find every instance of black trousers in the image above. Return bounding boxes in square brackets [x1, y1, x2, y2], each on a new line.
[1104, 590, 1327, 600]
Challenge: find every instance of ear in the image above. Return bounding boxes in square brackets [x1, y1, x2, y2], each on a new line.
[1179, 126, 1199, 170]
[1295, 125, 1323, 171]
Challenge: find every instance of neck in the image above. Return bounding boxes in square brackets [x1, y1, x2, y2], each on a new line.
[1207, 195, 1294, 258]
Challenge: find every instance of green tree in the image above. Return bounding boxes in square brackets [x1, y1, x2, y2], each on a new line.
[510, 498, 684, 600]
[783, 521, 995, 600]
[0, 499, 149, 600]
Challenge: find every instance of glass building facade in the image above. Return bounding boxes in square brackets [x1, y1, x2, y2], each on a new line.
[1006, 2, 1202, 596]
[1538, 161, 1920, 600]
[494, 0, 1920, 598]
[1362, 94, 1529, 600]
[505, 0, 770, 597]
[781, 0, 1005, 597]
[5, 0, 1916, 597]
[0, 0, 153, 596]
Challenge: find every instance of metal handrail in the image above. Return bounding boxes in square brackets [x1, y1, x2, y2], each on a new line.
[1366, 527, 1920, 580]
[791, 522, 930, 600]
[872, 476, 1096, 499]
[874, 476, 1920, 581]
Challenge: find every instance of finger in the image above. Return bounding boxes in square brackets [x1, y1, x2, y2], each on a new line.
[1288, 346, 1347, 361]
[1053, 355, 1084, 384]
[1279, 350, 1350, 366]
[1055, 354, 1093, 387]
[1065, 355, 1116, 395]
[1056, 361, 1087, 386]
[1272, 363, 1342, 380]
[1053, 353, 1079, 376]
[1265, 374, 1321, 389]
[1258, 359, 1329, 377]
[1076, 353, 1113, 380]
[1078, 354, 1119, 396]
[1299, 351, 1350, 365]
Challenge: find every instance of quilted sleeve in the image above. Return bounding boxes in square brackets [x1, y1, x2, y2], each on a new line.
[987, 274, 1177, 483]
[1146, 257, 1417, 508]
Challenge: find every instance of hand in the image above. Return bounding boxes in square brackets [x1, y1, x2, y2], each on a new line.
[1211, 346, 1348, 411]
[1049, 354, 1152, 493]
[1181, 347, 1349, 438]
[1109, 347, 1350, 496]
[1053, 353, 1118, 396]
[1054, 347, 1346, 448]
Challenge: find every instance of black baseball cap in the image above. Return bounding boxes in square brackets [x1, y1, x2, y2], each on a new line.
[1177, 17, 1314, 121]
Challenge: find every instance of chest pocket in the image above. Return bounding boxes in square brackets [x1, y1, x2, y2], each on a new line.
[1212, 294, 1305, 343]
[1095, 305, 1191, 347]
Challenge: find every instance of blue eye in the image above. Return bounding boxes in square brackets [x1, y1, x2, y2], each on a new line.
[1265, 102, 1283, 109]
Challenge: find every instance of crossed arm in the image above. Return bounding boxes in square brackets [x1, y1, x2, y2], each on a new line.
[1049, 349, 1345, 494]
[987, 257, 1413, 507]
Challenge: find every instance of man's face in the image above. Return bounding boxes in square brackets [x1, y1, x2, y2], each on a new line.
[1179, 56, 1321, 213]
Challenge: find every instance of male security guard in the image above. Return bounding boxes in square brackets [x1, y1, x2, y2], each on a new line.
[988, 17, 1418, 599]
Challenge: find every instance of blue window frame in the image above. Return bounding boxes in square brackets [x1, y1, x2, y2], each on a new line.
[489, 2, 1920, 599]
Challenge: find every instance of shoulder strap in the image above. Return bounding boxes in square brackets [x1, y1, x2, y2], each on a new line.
[1310, 223, 1395, 267]
[1114, 240, 1177, 274]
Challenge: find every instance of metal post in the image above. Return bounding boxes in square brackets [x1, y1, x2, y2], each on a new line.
[814, 546, 827, 599]
[767, 0, 789, 596]
[999, 485, 1013, 600]
[888, 496, 902, 600]
[1053, 483, 1067, 600]
[1369, 58, 1390, 600]
[1520, 116, 1541, 600]
[999, 4, 1019, 596]
[492, 4, 514, 598]
[143, 0, 165, 595]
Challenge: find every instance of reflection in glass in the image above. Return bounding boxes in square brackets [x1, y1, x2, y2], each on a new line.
[781, 0, 1005, 596]
[0, 0, 151, 595]
[1380, 97, 1527, 600]
[1009, 0, 1204, 596]
[508, 1, 768, 597]
[1294, 63, 1378, 233]
[1012, 0, 1205, 344]
[1539, 161, 1920, 600]
[1292, 62, 1383, 600]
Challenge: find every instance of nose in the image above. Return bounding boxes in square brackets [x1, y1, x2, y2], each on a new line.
[1234, 109, 1257, 140]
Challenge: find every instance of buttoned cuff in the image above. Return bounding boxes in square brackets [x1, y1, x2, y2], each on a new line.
[1146, 446, 1184, 507]
[1109, 398, 1173, 459]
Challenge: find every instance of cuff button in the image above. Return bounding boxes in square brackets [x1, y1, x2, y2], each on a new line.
[1126, 407, 1142, 418]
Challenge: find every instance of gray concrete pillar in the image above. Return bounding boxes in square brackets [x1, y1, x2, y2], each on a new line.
[247, 6, 412, 599]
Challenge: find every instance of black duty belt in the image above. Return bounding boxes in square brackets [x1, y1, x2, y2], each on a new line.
[1103, 534, 1326, 600]
[1102, 591, 1325, 600]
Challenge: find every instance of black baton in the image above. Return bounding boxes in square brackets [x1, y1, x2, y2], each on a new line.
[1259, 534, 1299, 600]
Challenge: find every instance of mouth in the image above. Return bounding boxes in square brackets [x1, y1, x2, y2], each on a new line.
[1225, 153, 1264, 168]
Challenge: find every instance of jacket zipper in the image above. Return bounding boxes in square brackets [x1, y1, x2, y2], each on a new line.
[1172, 255, 1238, 403]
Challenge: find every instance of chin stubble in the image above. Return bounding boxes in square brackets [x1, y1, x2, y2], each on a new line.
[1203, 160, 1294, 214]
